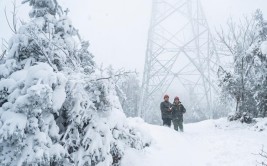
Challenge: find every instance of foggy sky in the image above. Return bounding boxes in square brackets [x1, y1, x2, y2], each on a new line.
[1, 0, 267, 76]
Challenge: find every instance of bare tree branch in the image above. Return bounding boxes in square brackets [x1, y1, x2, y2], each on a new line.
[4, 7, 16, 34]
[96, 71, 137, 81]
[1, 38, 8, 50]
[4, 0, 20, 34]
[216, 14, 258, 58]
[0, 50, 6, 60]
[253, 145, 267, 166]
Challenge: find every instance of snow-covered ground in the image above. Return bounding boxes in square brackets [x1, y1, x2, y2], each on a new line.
[122, 118, 267, 166]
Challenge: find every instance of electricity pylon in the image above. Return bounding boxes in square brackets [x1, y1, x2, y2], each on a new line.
[139, 0, 219, 123]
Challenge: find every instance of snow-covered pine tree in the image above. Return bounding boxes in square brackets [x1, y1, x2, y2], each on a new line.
[0, 0, 150, 165]
[250, 10, 267, 118]
[116, 74, 140, 118]
[217, 10, 267, 121]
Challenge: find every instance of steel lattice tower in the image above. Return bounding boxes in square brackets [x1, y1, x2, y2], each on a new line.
[139, 0, 219, 123]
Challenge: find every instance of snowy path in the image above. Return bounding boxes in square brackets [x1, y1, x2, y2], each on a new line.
[122, 119, 267, 166]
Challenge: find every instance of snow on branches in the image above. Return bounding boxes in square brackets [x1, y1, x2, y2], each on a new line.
[217, 10, 267, 120]
[0, 0, 150, 165]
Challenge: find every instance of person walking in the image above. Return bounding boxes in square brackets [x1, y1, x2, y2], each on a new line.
[171, 96, 186, 132]
[160, 95, 172, 127]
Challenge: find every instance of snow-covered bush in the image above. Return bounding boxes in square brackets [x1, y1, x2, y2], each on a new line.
[0, 0, 150, 165]
[228, 112, 253, 124]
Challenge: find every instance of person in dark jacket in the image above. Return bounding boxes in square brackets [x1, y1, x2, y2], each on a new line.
[160, 94, 172, 127]
[171, 96, 186, 132]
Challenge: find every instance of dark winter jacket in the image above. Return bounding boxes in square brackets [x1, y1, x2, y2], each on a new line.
[171, 102, 186, 121]
[160, 101, 172, 119]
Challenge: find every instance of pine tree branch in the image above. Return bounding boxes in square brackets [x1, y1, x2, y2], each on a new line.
[35, 22, 77, 68]
[31, 44, 58, 72]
